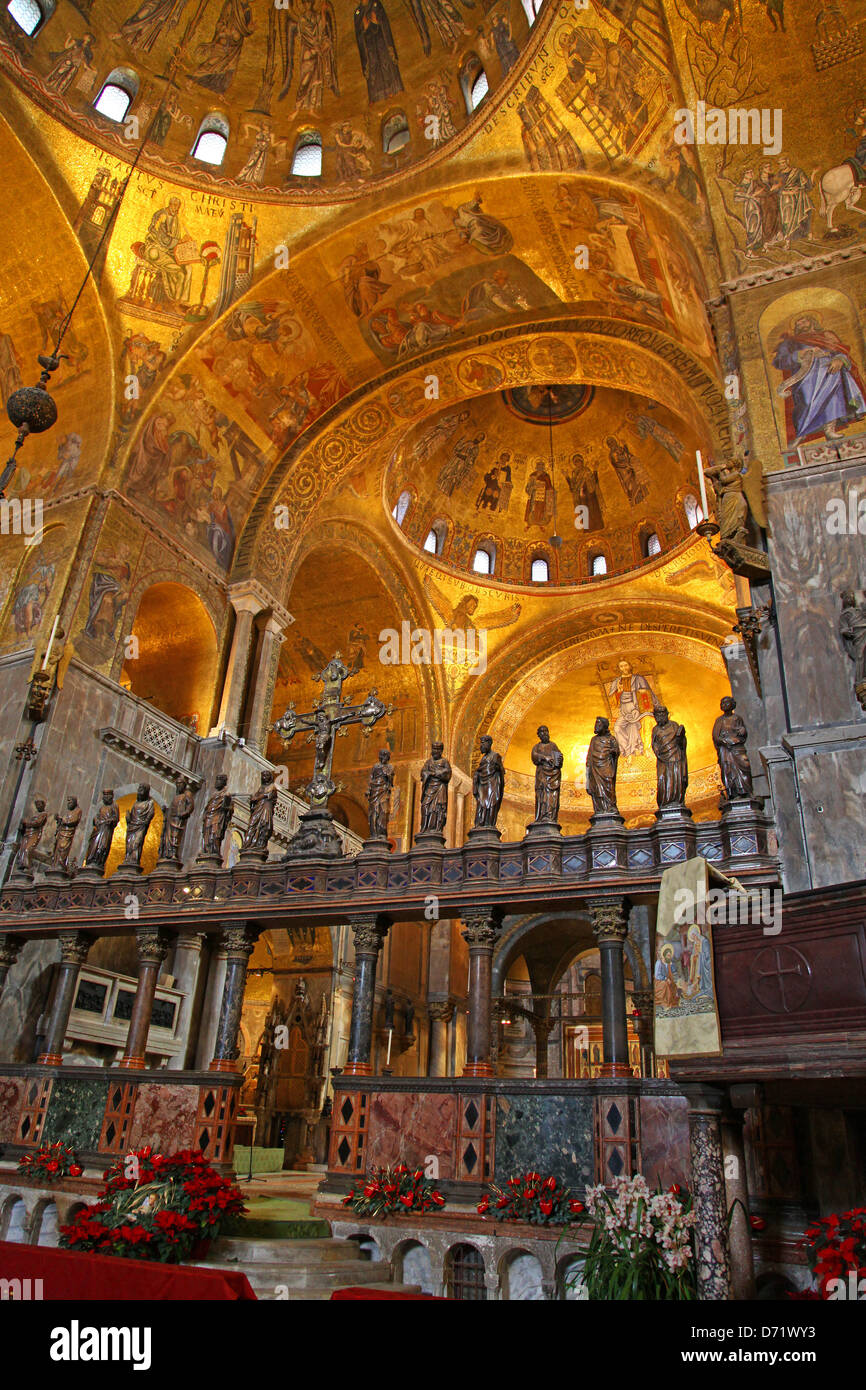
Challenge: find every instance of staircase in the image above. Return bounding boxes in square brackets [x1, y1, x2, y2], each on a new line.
[196, 1235, 422, 1301]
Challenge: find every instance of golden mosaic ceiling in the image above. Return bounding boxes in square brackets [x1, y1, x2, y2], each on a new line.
[0, 0, 543, 196]
[387, 384, 704, 586]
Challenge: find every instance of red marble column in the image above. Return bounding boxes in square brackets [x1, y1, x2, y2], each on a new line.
[117, 926, 173, 1071]
[39, 931, 92, 1065]
[462, 911, 501, 1078]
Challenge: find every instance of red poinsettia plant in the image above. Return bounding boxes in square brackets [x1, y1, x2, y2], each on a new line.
[17, 1140, 83, 1183]
[798, 1208, 866, 1299]
[59, 1147, 246, 1264]
[477, 1171, 585, 1226]
[342, 1164, 447, 1218]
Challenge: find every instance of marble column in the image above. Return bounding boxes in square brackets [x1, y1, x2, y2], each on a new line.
[685, 1085, 733, 1301]
[210, 924, 258, 1072]
[195, 939, 227, 1069]
[0, 934, 23, 996]
[427, 999, 454, 1076]
[117, 927, 173, 1071]
[588, 897, 630, 1077]
[38, 931, 91, 1065]
[344, 915, 389, 1077]
[167, 930, 207, 1071]
[722, 1105, 756, 1300]
[531, 1015, 554, 1079]
[212, 585, 265, 738]
[461, 910, 501, 1077]
[246, 614, 288, 753]
[455, 790, 467, 847]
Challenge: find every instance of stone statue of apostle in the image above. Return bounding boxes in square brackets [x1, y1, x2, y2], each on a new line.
[242, 770, 277, 853]
[13, 797, 48, 876]
[712, 697, 753, 801]
[83, 789, 119, 872]
[651, 707, 689, 810]
[366, 748, 394, 838]
[531, 725, 563, 823]
[158, 777, 195, 864]
[419, 740, 451, 833]
[120, 784, 156, 870]
[200, 774, 234, 858]
[586, 716, 620, 815]
[472, 734, 505, 828]
[51, 796, 82, 872]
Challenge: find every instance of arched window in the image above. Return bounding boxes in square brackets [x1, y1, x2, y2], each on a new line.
[683, 493, 704, 529]
[461, 56, 488, 115]
[423, 520, 448, 556]
[383, 111, 410, 154]
[7, 0, 53, 35]
[423, 529, 437, 554]
[472, 544, 495, 576]
[590, 552, 608, 577]
[192, 114, 229, 165]
[446, 1244, 487, 1301]
[530, 556, 549, 583]
[392, 490, 411, 526]
[520, 0, 542, 23]
[291, 131, 322, 177]
[643, 531, 661, 558]
[94, 68, 139, 123]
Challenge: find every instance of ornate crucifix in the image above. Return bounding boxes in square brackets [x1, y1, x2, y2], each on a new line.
[274, 652, 392, 858]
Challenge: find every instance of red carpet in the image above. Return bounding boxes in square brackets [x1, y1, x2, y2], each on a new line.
[0, 1241, 256, 1300]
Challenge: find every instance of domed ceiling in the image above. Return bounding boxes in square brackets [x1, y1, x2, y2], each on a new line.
[0, 0, 541, 197]
[387, 384, 704, 586]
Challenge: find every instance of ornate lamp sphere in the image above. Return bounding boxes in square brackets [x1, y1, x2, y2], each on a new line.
[6, 383, 58, 436]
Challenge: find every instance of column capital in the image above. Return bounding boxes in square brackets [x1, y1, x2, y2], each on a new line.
[350, 915, 390, 955]
[588, 897, 628, 942]
[218, 923, 259, 959]
[57, 930, 93, 966]
[0, 934, 24, 971]
[682, 1082, 728, 1117]
[228, 579, 293, 630]
[461, 908, 502, 949]
[427, 998, 455, 1023]
[133, 925, 174, 967]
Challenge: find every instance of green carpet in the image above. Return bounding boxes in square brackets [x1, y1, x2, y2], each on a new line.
[239, 1194, 330, 1240]
[232, 1145, 286, 1175]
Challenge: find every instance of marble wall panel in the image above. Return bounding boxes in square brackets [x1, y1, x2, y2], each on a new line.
[0, 1075, 24, 1143]
[365, 1091, 458, 1179]
[41, 1075, 109, 1150]
[126, 1083, 201, 1153]
[0, 939, 59, 1063]
[640, 1095, 690, 1189]
[494, 1094, 594, 1189]
[796, 745, 866, 889]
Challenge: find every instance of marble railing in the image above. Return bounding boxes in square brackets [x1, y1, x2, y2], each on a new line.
[0, 801, 778, 936]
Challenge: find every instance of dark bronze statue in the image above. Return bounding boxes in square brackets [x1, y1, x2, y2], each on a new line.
[531, 725, 563, 824]
[712, 696, 754, 800]
[50, 796, 81, 872]
[13, 797, 48, 876]
[158, 777, 195, 864]
[586, 716, 620, 814]
[651, 707, 689, 809]
[242, 770, 277, 852]
[83, 789, 119, 872]
[120, 784, 155, 870]
[472, 734, 505, 828]
[366, 748, 394, 838]
[419, 740, 451, 834]
[200, 773, 234, 858]
[839, 589, 866, 711]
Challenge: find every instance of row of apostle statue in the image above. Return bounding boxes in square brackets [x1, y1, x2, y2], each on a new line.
[9, 698, 754, 879]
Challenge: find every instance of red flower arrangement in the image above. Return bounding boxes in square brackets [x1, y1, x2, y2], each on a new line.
[798, 1208, 866, 1299]
[477, 1172, 582, 1226]
[342, 1164, 447, 1218]
[17, 1141, 80, 1183]
[58, 1148, 246, 1264]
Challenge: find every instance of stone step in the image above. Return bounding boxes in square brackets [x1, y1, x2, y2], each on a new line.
[260, 1283, 424, 1303]
[207, 1236, 364, 1265]
[234, 1260, 392, 1292]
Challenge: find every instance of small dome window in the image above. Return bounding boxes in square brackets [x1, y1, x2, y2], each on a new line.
[291, 131, 322, 177]
[468, 69, 488, 111]
[461, 55, 489, 115]
[472, 544, 495, 576]
[193, 114, 229, 165]
[521, 0, 542, 23]
[383, 112, 410, 154]
[423, 529, 437, 554]
[644, 531, 661, 558]
[531, 557, 549, 583]
[683, 493, 704, 529]
[590, 552, 608, 577]
[7, 0, 52, 34]
[94, 69, 138, 123]
[392, 490, 412, 526]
